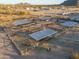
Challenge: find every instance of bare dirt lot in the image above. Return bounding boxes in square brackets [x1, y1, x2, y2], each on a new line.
[0, 31, 70, 59]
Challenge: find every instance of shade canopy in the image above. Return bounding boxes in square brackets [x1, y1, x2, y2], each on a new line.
[61, 21, 78, 27]
[29, 28, 57, 41]
[12, 19, 32, 26]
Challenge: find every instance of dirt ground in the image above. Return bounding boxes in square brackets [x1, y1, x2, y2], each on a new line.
[0, 28, 79, 59]
[0, 31, 70, 59]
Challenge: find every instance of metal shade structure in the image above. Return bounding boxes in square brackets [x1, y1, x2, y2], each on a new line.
[12, 19, 32, 26]
[61, 21, 78, 27]
[29, 28, 57, 41]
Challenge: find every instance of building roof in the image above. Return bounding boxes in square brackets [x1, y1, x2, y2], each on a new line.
[29, 28, 57, 41]
[12, 19, 32, 26]
[48, 24, 63, 30]
[39, 16, 52, 21]
[61, 21, 78, 27]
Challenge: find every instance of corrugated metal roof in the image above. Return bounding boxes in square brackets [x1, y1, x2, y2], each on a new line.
[12, 19, 32, 26]
[61, 21, 78, 27]
[29, 28, 57, 41]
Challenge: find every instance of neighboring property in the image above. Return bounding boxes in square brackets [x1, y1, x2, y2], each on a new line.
[60, 21, 78, 27]
[69, 13, 79, 22]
